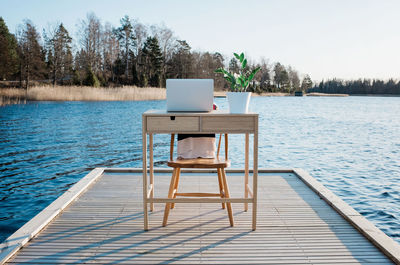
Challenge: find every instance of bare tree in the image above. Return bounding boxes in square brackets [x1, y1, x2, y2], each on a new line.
[191, 51, 224, 88]
[288, 66, 300, 93]
[102, 22, 119, 83]
[259, 57, 271, 91]
[273, 62, 289, 91]
[167, 40, 193, 78]
[151, 24, 175, 85]
[78, 13, 102, 74]
[133, 21, 148, 84]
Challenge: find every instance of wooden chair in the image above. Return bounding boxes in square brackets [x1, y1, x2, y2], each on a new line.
[162, 134, 234, 227]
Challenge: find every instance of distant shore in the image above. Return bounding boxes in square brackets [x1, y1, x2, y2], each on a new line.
[3, 86, 400, 106]
[216, 92, 349, 97]
[306, 92, 349, 97]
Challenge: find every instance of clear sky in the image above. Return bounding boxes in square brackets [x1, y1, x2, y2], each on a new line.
[1, 0, 400, 81]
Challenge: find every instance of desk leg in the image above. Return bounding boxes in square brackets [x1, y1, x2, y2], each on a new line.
[142, 127, 148, 231]
[252, 120, 258, 231]
[244, 133, 249, 211]
[149, 134, 154, 212]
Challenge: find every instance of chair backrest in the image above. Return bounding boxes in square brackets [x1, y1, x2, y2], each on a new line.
[170, 134, 228, 161]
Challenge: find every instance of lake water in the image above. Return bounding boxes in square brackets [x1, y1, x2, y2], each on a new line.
[1, 96, 399, 244]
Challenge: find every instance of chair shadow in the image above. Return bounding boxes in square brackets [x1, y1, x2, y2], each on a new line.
[25, 209, 247, 264]
[34, 211, 145, 245]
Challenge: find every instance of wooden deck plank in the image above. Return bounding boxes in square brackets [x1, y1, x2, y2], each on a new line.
[3, 170, 398, 265]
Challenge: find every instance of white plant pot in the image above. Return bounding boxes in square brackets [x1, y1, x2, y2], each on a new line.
[226, 92, 252, 113]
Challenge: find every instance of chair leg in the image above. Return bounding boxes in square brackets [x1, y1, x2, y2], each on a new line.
[171, 168, 181, 209]
[220, 168, 234, 226]
[163, 168, 178, 226]
[217, 169, 225, 209]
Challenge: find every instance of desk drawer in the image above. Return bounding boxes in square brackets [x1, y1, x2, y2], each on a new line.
[147, 116, 200, 132]
[202, 116, 255, 132]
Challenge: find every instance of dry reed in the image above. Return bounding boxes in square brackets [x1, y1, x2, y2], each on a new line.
[0, 85, 166, 106]
[0, 88, 27, 106]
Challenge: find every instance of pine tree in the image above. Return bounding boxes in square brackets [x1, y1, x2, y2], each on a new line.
[84, 68, 100, 87]
[142, 37, 163, 87]
[115, 15, 136, 82]
[301, 75, 313, 92]
[44, 23, 73, 85]
[0, 17, 19, 80]
[17, 20, 46, 89]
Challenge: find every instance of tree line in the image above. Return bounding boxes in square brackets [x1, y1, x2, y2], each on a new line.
[309, 79, 400, 95]
[0, 13, 315, 93]
[1, 13, 398, 95]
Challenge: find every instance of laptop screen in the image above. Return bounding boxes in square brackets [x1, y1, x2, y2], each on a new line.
[166, 79, 214, 112]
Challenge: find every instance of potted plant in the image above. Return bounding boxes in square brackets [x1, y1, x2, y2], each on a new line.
[215, 52, 260, 113]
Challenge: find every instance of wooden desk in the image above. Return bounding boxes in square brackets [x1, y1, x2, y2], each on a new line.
[142, 109, 259, 230]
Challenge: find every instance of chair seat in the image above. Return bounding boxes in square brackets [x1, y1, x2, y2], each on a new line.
[167, 158, 231, 168]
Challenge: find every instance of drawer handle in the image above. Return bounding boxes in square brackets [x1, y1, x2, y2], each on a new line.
[170, 116, 175, 121]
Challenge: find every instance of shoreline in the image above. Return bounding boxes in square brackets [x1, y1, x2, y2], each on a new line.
[2, 86, 400, 106]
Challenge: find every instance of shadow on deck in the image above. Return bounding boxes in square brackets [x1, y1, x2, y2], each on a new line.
[2, 169, 399, 264]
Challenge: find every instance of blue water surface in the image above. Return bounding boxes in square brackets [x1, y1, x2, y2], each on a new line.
[0, 96, 399, 243]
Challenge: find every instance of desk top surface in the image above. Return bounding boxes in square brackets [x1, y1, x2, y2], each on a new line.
[143, 109, 258, 117]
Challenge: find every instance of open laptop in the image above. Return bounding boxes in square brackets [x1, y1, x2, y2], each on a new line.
[166, 79, 214, 112]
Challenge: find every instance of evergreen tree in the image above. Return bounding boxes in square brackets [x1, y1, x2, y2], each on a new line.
[84, 68, 100, 87]
[17, 20, 46, 89]
[115, 15, 136, 82]
[44, 23, 73, 85]
[0, 17, 19, 80]
[113, 56, 125, 84]
[142, 36, 163, 87]
[301, 74, 313, 92]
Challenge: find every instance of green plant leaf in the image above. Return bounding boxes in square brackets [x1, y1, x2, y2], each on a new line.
[242, 59, 247, 69]
[253, 66, 261, 74]
[239, 76, 245, 87]
[214, 68, 224, 74]
[240, 53, 244, 62]
[223, 76, 231, 83]
[227, 71, 235, 79]
[248, 73, 255, 82]
[223, 69, 231, 76]
[229, 75, 236, 85]
[233, 53, 240, 60]
[248, 67, 261, 81]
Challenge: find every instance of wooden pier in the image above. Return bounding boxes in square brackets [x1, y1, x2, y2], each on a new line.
[1, 168, 399, 264]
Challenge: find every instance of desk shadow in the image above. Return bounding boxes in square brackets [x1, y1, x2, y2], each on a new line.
[22, 210, 248, 264]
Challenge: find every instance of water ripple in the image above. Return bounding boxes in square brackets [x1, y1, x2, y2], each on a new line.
[0, 97, 400, 244]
